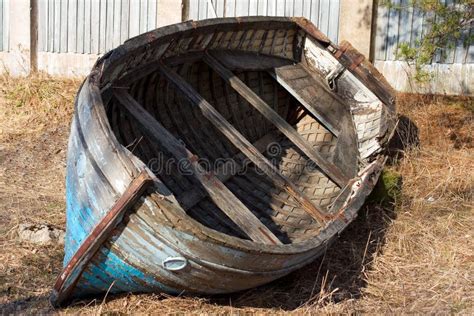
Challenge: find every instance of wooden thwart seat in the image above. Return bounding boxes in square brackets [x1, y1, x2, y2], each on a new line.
[269, 63, 344, 137]
[114, 89, 282, 245]
[156, 63, 331, 224]
[203, 53, 350, 187]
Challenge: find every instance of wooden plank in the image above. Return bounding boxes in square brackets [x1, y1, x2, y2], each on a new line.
[204, 53, 349, 187]
[156, 63, 332, 223]
[114, 89, 282, 245]
[51, 170, 154, 307]
[270, 64, 340, 136]
[178, 132, 280, 210]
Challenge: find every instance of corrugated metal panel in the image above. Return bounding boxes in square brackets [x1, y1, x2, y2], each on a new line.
[375, 1, 473, 64]
[0, 0, 9, 52]
[188, 0, 341, 43]
[38, 0, 159, 54]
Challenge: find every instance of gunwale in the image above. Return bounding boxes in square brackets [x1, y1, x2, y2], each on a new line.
[83, 16, 393, 254]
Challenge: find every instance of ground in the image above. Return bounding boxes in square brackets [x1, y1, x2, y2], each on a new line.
[0, 75, 472, 314]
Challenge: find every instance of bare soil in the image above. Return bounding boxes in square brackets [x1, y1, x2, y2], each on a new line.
[0, 75, 472, 314]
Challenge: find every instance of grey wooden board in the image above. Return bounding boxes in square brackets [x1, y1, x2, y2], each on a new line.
[114, 89, 282, 245]
[204, 53, 349, 187]
[188, 0, 340, 42]
[375, 1, 473, 64]
[157, 62, 331, 224]
[37, 0, 160, 54]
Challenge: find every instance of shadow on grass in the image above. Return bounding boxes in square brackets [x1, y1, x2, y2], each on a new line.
[208, 180, 400, 310]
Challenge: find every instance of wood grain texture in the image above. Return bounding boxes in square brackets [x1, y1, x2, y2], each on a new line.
[156, 62, 332, 224]
[205, 53, 350, 187]
[114, 89, 283, 245]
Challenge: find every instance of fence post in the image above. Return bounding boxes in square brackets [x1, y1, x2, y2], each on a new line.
[338, 0, 375, 59]
[30, 0, 38, 73]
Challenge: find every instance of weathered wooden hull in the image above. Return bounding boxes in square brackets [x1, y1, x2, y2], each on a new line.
[52, 17, 396, 305]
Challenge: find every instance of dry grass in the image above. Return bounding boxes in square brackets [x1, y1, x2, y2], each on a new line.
[0, 75, 472, 314]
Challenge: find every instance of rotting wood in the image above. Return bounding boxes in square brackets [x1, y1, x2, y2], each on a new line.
[114, 89, 282, 245]
[269, 64, 341, 136]
[178, 132, 280, 209]
[156, 62, 332, 224]
[204, 52, 350, 187]
[51, 170, 153, 307]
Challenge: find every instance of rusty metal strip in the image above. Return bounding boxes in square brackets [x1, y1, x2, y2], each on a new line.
[50, 170, 154, 306]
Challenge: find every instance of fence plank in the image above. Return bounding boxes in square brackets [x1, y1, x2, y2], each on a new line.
[327, 0, 339, 42]
[120, 0, 130, 43]
[267, 0, 276, 16]
[84, 0, 91, 53]
[91, 0, 101, 53]
[60, 0, 67, 52]
[310, 0, 320, 26]
[67, 0, 76, 52]
[129, 0, 140, 38]
[53, 0, 60, 52]
[386, 0, 400, 60]
[77, 0, 85, 53]
[148, 0, 157, 29]
[0, 0, 4, 51]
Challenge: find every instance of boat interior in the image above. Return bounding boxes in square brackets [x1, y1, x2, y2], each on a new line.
[104, 49, 360, 245]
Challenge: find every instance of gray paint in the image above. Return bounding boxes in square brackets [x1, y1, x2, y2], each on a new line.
[188, 0, 341, 43]
[375, 1, 473, 64]
[38, 0, 160, 54]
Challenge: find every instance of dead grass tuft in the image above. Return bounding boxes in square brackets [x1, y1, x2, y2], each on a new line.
[0, 77, 473, 314]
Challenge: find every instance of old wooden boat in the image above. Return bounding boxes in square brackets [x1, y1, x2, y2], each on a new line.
[51, 17, 397, 306]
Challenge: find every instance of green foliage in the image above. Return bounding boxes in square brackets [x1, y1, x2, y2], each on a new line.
[368, 169, 402, 205]
[382, 0, 474, 82]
